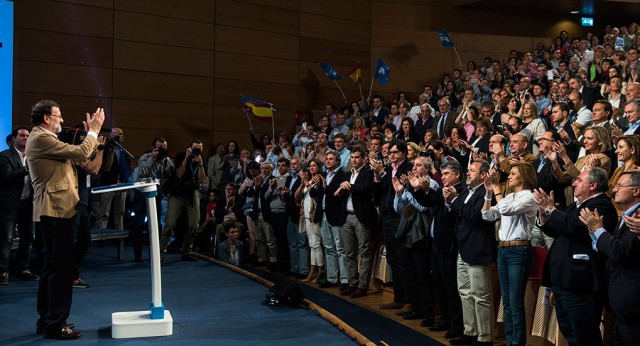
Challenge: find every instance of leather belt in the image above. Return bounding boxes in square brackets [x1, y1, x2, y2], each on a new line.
[498, 240, 531, 247]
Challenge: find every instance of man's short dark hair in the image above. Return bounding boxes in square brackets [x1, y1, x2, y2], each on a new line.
[333, 133, 347, 141]
[440, 160, 463, 177]
[350, 146, 366, 157]
[190, 139, 202, 147]
[594, 100, 612, 118]
[389, 139, 407, 155]
[224, 222, 239, 233]
[31, 100, 60, 126]
[370, 135, 383, 143]
[588, 167, 608, 193]
[554, 102, 570, 113]
[12, 127, 30, 138]
[152, 137, 167, 148]
[277, 157, 290, 166]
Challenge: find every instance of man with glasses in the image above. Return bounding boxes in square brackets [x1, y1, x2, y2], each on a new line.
[579, 170, 640, 344]
[535, 167, 617, 346]
[27, 100, 104, 339]
[373, 140, 414, 313]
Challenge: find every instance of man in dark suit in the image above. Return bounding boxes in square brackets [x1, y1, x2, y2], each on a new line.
[0, 127, 38, 284]
[366, 95, 389, 127]
[433, 98, 458, 140]
[535, 167, 618, 346]
[568, 75, 602, 111]
[373, 140, 413, 312]
[579, 170, 640, 345]
[413, 103, 435, 142]
[244, 162, 277, 268]
[27, 100, 103, 340]
[315, 151, 349, 289]
[94, 128, 130, 231]
[550, 102, 579, 162]
[338, 147, 378, 298]
[285, 157, 308, 277]
[444, 159, 496, 346]
[411, 159, 464, 337]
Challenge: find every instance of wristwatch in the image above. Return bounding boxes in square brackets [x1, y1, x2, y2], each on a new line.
[544, 206, 556, 216]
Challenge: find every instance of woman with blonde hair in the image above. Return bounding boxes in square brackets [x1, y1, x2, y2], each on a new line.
[550, 126, 612, 184]
[609, 135, 640, 198]
[406, 142, 421, 163]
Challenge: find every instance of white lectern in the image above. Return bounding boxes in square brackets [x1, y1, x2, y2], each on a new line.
[92, 180, 173, 338]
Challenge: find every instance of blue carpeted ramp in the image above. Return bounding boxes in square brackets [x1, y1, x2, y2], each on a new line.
[0, 248, 355, 345]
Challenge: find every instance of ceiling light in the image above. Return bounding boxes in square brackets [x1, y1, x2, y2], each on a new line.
[570, 10, 580, 14]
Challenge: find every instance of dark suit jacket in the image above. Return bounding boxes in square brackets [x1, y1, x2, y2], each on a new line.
[214, 194, 246, 225]
[217, 239, 245, 265]
[322, 169, 348, 227]
[471, 132, 491, 155]
[450, 185, 496, 266]
[413, 117, 435, 142]
[412, 182, 464, 255]
[596, 211, 640, 316]
[533, 156, 569, 209]
[346, 166, 378, 231]
[432, 111, 458, 139]
[374, 160, 413, 221]
[366, 107, 389, 127]
[540, 194, 617, 291]
[244, 177, 272, 222]
[0, 147, 32, 213]
[580, 86, 603, 111]
[285, 175, 302, 224]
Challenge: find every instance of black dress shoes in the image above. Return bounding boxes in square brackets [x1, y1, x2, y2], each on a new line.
[420, 318, 435, 327]
[428, 321, 449, 331]
[449, 334, 478, 345]
[444, 330, 463, 339]
[43, 326, 82, 340]
[339, 286, 356, 296]
[402, 311, 424, 320]
[318, 281, 339, 288]
[350, 288, 367, 298]
[36, 323, 75, 335]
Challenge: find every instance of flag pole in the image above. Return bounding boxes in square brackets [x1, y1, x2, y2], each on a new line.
[452, 46, 463, 70]
[358, 82, 365, 108]
[270, 103, 276, 140]
[333, 80, 347, 104]
[367, 74, 375, 102]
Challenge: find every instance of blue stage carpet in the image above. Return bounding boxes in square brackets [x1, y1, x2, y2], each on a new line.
[0, 247, 355, 345]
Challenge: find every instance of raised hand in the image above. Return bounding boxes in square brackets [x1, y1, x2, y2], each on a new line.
[392, 176, 404, 195]
[578, 208, 603, 233]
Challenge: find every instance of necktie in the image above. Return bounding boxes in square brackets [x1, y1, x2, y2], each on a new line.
[439, 113, 447, 138]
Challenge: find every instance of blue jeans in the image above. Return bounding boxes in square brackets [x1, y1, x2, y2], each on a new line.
[320, 214, 347, 284]
[497, 245, 533, 346]
[287, 219, 309, 275]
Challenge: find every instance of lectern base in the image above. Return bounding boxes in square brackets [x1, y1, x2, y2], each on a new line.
[112, 310, 173, 338]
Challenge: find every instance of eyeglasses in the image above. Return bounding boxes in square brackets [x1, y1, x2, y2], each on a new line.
[48, 114, 63, 119]
[388, 150, 400, 155]
[615, 184, 638, 189]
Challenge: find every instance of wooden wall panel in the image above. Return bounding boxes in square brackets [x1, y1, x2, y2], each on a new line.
[14, 0, 113, 38]
[14, 29, 113, 68]
[114, 0, 215, 22]
[300, 0, 371, 23]
[300, 13, 370, 46]
[12, 92, 112, 129]
[239, 0, 299, 12]
[215, 26, 299, 61]
[371, 2, 439, 48]
[114, 11, 214, 50]
[112, 70, 214, 104]
[299, 37, 369, 68]
[215, 52, 299, 85]
[214, 105, 297, 134]
[111, 99, 213, 131]
[214, 78, 298, 107]
[113, 40, 214, 77]
[14, 61, 113, 98]
[215, 0, 299, 34]
[55, 0, 113, 9]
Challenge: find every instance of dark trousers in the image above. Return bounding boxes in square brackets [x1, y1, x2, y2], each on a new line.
[0, 199, 35, 273]
[398, 238, 434, 319]
[37, 216, 75, 333]
[614, 313, 640, 346]
[72, 205, 91, 280]
[270, 211, 289, 270]
[552, 286, 604, 346]
[382, 216, 404, 303]
[431, 241, 463, 334]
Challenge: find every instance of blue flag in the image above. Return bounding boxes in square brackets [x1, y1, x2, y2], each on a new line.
[319, 62, 341, 80]
[373, 58, 390, 86]
[439, 28, 454, 47]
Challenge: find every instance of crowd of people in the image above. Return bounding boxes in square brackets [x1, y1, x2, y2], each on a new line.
[1, 24, 640, 344]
